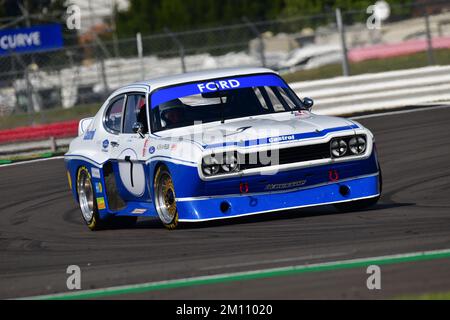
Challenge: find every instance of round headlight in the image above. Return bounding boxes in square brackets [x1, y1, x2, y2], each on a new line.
[221, 153, 239, 173]
[349, 136, 366, 155]
[331, 139, 348, 157]
[202, 155, 220, 176]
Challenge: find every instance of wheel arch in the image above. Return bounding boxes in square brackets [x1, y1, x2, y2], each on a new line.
[65, 158, 105, 205]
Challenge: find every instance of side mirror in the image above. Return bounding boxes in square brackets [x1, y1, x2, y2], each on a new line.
[132, 122, 145, 138]
[302, 97, 314, 111]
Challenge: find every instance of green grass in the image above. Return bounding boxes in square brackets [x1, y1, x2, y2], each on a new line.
[0, 150, 69, 164]
[397, 291, 450, 300]
[283, 48, 450, 83]
[0, 103, 99, 130]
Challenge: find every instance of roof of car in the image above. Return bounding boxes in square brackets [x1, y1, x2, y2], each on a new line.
[120, 67, 278, 93]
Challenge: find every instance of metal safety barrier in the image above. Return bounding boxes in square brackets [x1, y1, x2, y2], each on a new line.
[1, 65, 450, 157]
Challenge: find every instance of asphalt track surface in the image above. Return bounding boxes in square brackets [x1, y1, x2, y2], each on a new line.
[1, 106, 449, 300]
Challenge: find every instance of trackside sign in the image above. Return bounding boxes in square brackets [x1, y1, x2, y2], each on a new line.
[0, 24, 63, 56]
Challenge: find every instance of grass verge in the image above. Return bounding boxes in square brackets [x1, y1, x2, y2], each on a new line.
[397, 291, 450, 300]
[0, 104, 99, 130]
[0, 150, 67, 165]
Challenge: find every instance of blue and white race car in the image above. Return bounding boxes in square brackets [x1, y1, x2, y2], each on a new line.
[65, 68, 382, 230]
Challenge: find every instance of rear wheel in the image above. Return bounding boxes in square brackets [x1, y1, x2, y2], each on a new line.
[154, 166, 179, 230]
[77, 167, 104, 230]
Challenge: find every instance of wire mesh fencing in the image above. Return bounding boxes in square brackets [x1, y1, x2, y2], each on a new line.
[0, 0, 449, 117]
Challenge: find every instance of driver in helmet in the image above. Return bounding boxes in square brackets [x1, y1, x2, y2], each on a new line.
[160, 99, 185, 128]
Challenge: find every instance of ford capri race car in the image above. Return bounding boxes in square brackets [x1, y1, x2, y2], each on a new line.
[65, 68, 382, 230]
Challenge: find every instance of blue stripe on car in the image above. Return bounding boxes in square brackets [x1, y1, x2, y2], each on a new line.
[203, 124, 359, 149]
[151, 74, 287, 108]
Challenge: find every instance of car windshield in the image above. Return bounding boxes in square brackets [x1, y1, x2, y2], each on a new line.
[150, 74, 305, 132]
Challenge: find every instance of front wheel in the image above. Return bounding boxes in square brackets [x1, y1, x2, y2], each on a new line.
[154, 165, 179, 230]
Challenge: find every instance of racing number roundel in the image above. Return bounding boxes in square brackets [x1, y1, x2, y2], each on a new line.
[118, 149, 146, 197]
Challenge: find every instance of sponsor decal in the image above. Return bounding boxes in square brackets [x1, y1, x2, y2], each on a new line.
[142, 139, 150, 157]
[151, 74, 286, 108]
[329, 170, 339, 182]
[149, 146, 156, 154]
[268, 135, 295, 143]
[239, 182, 249, 194]
[197, 79, 240, 93]
[265, 179, 307, 191]
[95, 182, 103, 194]
[83, 130, 96, 140]
[157, 144, 170, 150]
[96, 197, 106, 210]
[67, 171, 72, 190]
[102, 139, 109, 151]
[91, 167, 101, 179]
[131, 208, 147, 214]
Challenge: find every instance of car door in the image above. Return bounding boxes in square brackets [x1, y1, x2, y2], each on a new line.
[105, 92, 151, 202]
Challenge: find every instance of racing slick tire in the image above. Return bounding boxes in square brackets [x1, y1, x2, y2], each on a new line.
[334, 169, 382, 213]
[154, 165, 179, 230]
[76, 166, 106, 231]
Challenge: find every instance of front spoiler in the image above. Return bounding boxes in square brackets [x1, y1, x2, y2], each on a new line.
[177, 173, 380, 222]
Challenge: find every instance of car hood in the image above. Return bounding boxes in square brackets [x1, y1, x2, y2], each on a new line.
[159, 112, 357, 149]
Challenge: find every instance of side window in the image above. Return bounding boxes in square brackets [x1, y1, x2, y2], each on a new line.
[105, 96, 125, 133]
[123, 94, 147, 134]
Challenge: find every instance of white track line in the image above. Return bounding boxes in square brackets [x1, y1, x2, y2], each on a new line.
[200, 251, 350, 271]
[16, 247, 450, 300]
[350, 104, 450, 120]
[0, 156, 64, 168]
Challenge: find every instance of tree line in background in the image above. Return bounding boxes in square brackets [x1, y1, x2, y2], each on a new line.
[0, 0, 66, 21]
[116, 0, 415, 36]
[0, 0, 428, 37]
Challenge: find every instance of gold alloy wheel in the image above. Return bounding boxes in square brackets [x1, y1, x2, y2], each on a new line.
[154, 166, 179, 229]
[77, 166, 101, 230]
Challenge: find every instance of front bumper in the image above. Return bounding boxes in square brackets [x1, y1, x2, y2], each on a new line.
[176, 173, 380, 222]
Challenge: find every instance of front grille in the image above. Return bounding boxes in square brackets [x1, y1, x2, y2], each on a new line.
[240, 143, 331, 170]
